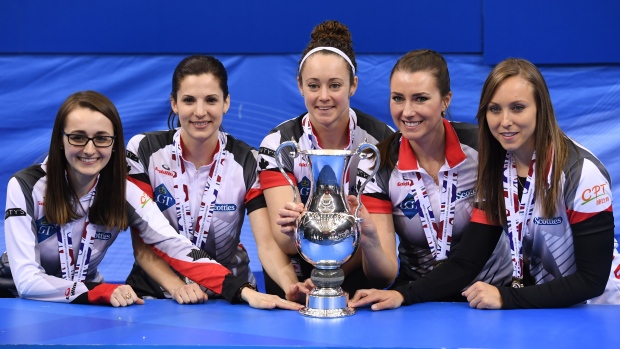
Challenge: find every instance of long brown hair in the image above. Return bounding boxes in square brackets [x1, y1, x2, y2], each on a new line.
[45, 91, 128, 230]
[377, 49, 452, 172]
[475, 58, 568, 225]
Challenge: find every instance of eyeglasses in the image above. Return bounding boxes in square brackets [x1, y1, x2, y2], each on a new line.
[62, 131, 116, 148]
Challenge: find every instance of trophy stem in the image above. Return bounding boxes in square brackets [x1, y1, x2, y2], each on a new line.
[299, 267, 355, 318]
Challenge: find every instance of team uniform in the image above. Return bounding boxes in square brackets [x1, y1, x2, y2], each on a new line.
[471, 137, 620, 308]
[359, 120, 513, 303]
[258, 108, 394, 296]
[4, 160, 247, 305]
[125, 129, 262, 299]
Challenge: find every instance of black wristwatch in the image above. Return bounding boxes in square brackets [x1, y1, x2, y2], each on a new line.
[235, 283, 257, 302]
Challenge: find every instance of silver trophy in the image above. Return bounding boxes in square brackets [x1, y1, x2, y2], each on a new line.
[275, 140, 380, 317]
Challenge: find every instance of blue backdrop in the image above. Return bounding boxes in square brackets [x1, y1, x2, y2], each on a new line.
[1, 54, 619, 282]
[1, 0, 620, 282]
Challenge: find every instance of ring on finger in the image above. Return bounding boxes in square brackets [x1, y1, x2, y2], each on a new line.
[124, 293, 132, 300]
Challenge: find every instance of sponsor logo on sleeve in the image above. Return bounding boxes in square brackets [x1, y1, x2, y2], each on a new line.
[154, 184, 175, 211]
[140, 193, 152, 208]
[5, 208, 26, 219]
[581, 183, 610, 206]
[126, 150, 140, 163]
[398, 193, 419, 219]
[65, 282, 78, 300]
[259, 147, 275, 158]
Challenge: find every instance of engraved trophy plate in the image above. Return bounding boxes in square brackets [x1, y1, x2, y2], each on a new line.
[275, 141, 380, 318]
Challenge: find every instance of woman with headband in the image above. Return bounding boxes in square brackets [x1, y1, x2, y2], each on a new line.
[257, 20, 394, 303]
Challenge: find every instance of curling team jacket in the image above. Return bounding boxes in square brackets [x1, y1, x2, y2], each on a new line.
[359, 120, 513, 290]
[125, 130, 263, 297]
[472, 137, 620, 307]
[4, 160, 248, 305]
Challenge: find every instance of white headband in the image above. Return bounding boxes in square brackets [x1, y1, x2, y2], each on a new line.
[298, 46, 356, 75]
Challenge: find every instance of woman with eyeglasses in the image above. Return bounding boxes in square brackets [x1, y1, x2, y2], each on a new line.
[2, 91, 301, 309]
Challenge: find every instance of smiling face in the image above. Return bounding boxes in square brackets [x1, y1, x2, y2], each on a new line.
[390, 70, 451, 147]
[486, 75, 537, 162]
[171, 73, 230, 150]
[63, 107, 115, 195]
[298, 53, 358, 133]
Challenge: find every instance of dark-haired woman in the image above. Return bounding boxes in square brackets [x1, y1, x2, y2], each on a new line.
[124, 55, 301, 310]
[257, 20, 394, 302]
[348, 50, 512, 311]
[4, 91, 281, 307]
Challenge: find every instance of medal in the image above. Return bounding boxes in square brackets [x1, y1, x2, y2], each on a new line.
[503, 152, 536, 286]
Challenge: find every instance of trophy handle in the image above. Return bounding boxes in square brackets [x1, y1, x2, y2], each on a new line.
[275, 140, 301, 203]
[354, 142, 380, 220]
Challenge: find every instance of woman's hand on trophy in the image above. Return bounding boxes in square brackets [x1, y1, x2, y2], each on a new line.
[285, 278, 315, 303]
[241, 287, 304, 310]
[348, 288, 404, 311]
[276, 201, 305, 236]
[346, 195, 379, 243]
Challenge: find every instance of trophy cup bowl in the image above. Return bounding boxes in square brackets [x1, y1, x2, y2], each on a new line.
[275, 141, 380, 318]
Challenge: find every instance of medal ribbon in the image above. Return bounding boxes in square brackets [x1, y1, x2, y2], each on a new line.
[300, 109, 356, 151]
[57, 187, 97, 282]
[406, 169, 458, 261]
[503, 151, 536, 281]
[300, 109, 356, 187]
[172, 130, 227, 250]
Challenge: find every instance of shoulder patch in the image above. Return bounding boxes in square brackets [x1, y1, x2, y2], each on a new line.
[259, 147, 275, 158]
[126, 150, 140, 163]
[5, 208, 26, 219]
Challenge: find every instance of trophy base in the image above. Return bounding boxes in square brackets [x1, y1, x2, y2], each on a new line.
[299, 288, 354, 318]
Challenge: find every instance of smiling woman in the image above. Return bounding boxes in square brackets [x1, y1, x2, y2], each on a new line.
[62, 108, 116, 198]
[347, 50, 512, 312]
[463, 58, 620, 308]
[122, 55, 301, 310]
[256, 20, 394, 304]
